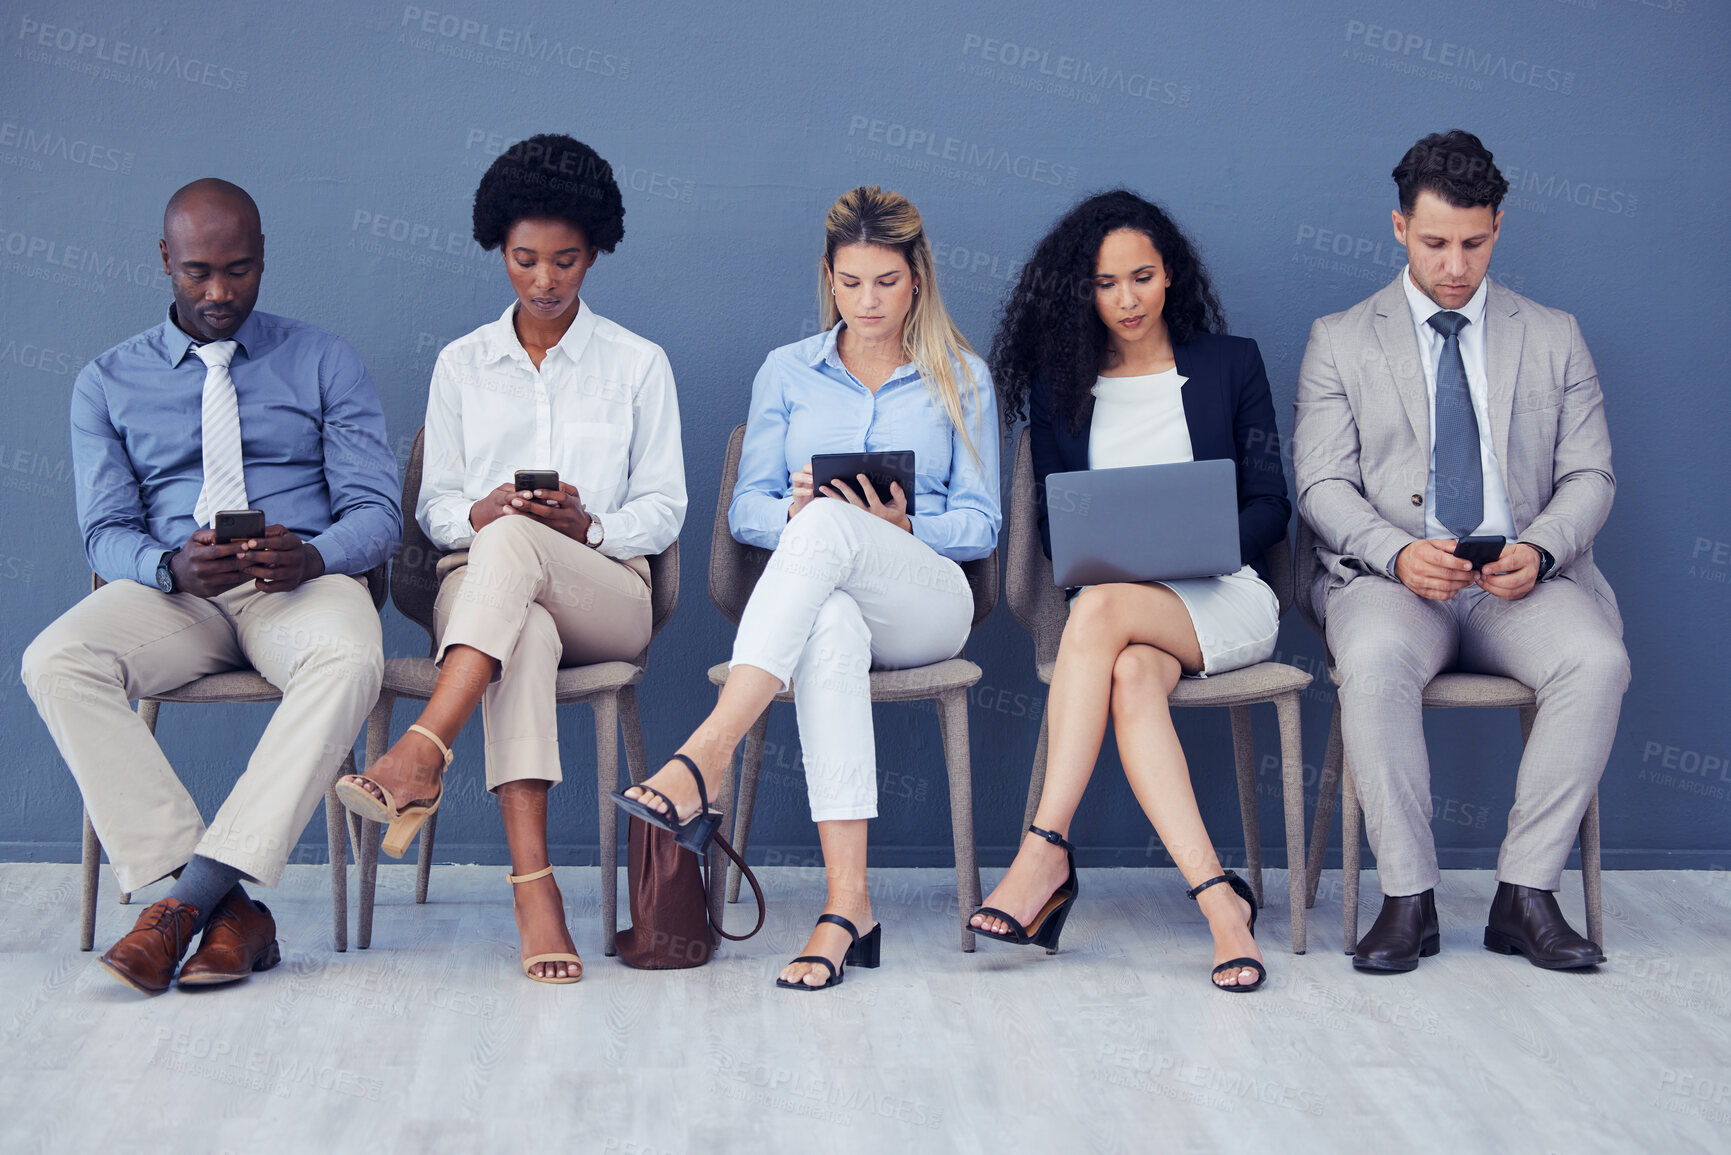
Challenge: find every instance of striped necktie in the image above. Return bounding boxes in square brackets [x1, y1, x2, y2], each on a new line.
[1426, 310, 1482, 538]
[191, 340, 248, 527]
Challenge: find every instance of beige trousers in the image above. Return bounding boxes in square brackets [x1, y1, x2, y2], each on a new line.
[433, 516, 652, 791]
[22, 574, 382, 891]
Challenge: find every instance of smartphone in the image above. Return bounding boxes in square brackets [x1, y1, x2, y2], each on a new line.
[1453, 535, 1507, 570]
[513, 470, 560, 503]
[214, 508, 266, 544]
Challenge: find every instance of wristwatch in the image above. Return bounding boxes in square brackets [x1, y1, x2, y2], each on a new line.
[585, 513, 605, 547]
[1523, 542, 1556, 581]
[155, 548, 180, 594]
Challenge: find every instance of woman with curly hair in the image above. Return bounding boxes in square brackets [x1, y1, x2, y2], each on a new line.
[969, 190, 1289, 992]
[615, 186, 999, 991]
[337, 134, 686, 984]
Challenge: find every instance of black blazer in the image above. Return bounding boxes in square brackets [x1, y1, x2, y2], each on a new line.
[1029, 330, 1291, 583]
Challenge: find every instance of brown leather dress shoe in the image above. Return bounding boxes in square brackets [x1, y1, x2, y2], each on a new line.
[1483, 882, 1604, 969]
[1353, 890, 1439, 973]
[98, 897, 199, 995]
[178, 891, 281, 987]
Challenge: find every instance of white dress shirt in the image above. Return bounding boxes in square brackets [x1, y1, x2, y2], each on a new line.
[417, 301, 686, 560]
[1401, 269, 1516, 542]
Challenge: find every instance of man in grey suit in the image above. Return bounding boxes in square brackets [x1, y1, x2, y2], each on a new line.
[1293, 131, 1629, 973]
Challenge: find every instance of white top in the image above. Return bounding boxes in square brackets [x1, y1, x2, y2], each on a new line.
[1400, 269, 1516, 541]
[417, 301, 687, 559]
[1088, 368, 1193, 469]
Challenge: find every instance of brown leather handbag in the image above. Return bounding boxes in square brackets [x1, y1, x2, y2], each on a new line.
[615, 816, 765, 969]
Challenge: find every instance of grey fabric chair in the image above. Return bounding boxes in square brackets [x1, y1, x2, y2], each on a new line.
[1003, 429, 1316, 950]
[1291, 519, 1604, 952]
[707, 423, 996, 952]
[354, 427, 679, 957]
[80, 565, 388, 953]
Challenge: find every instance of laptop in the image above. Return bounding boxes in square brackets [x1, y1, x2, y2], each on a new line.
[1045, 458, 1241, 587]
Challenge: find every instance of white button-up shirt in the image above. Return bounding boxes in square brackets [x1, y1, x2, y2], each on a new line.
[1401, 269, 1517, 542]
[416, 301, 686, 561]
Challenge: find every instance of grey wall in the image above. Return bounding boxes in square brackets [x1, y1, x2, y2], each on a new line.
[2, 0, 1727, 870]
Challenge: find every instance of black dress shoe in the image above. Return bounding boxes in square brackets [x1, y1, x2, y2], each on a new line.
[1483, 882, 1604, 969]
[1353, 890, 1439, 973]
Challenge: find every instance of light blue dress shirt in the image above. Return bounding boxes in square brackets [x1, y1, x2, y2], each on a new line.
[730, 323, 1001, 562]
[70, 307, 402, 585]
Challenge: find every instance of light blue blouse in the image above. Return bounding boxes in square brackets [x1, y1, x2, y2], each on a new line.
[729, 323, 1001, 562]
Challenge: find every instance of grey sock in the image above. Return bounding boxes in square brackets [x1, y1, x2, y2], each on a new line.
[168, 856, 246, 933]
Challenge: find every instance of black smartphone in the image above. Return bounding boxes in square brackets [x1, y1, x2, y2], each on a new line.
[214, 508, 266, 544]
[1453, 535, 1507, 569]
[513, 470, 561, 502]
[810, 451, 917, 516]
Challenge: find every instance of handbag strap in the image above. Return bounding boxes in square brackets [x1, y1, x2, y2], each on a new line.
[705, 832, 766, 941]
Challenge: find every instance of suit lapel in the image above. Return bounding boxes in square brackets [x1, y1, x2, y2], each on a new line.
[1483, 281, 1523, 497]
[1371, 276, 1430, 453]
[1174, 341, 1202, 458]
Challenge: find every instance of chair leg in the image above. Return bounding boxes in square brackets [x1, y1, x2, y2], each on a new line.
[1020, 704, 1050, 832]
[80, 807, 100, 951]
[1275, 692, 1308, 955]
[1228, 704, 1262, 909]
[593, 693, 622, 958]
[1581, 791, 1603, 948]
[1342, 758, 1362, 954]
[619, 684, 647, 786]
[326, 761, 351, 953]
[415, 812, 436, 905]
[1306, 703, 1345, 910]
[356, 691, 394, 949]
[937, 689, 981, 953]
[726, 713, 770, 904]
[708, 702, 739, 942]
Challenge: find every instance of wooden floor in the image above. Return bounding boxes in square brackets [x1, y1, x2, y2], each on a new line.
[2, 863, 1728, 1153]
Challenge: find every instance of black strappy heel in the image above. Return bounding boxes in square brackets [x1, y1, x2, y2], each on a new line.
[970, 824, 1080, 954]
[610, 753, 722, 854]
[1187, 869, 1266, 993]
[775, 913, 881, 991]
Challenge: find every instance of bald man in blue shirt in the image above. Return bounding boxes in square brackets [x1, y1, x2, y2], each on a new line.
[22, 179, 401, 995]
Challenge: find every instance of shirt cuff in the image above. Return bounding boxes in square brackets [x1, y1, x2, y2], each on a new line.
[302, 531, 350, 576]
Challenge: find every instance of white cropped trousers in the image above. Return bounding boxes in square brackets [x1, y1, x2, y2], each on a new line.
[729, 499, 975, 822]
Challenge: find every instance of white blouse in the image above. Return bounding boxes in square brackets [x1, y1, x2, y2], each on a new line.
[1088, 369, 1192, 469]
[416, 301, 687, 560]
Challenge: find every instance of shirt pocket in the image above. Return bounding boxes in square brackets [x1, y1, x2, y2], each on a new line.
[562, 420, 632, 511]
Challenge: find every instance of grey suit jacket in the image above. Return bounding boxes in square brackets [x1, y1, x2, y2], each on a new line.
[1292, 273, 1619, 631]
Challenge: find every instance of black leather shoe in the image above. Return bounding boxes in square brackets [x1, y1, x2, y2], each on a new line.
[1353, 890, 1439, 973]
[1483, 882, 1604, 969]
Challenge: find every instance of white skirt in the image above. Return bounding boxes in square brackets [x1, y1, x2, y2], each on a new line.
[1073, 564, 1280, 677]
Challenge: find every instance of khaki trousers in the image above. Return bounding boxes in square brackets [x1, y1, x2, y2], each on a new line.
[22, 574, 383, 892]
[433, 516, 651, 791]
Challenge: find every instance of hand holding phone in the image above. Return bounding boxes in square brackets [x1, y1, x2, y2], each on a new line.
[1452, 535, 1507, 570]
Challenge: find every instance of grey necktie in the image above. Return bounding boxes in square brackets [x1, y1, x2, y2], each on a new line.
[192, 340, 247, 527]
[1427, 311, 1481, 538]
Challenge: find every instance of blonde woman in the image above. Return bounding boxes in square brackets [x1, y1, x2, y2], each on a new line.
[613, 186, 1000, 990]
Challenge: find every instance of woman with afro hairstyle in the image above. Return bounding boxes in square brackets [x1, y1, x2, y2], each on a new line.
[969, 190, 1289, 992]
[338, 134, 686, 984]
[614, 186, 1000, 991]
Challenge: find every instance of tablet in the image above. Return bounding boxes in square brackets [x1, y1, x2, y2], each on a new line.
[810, 451, 916, 516]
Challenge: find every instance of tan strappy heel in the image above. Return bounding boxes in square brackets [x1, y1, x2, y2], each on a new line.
[334, 723, 453, 858]
[508, 865, 582, 984]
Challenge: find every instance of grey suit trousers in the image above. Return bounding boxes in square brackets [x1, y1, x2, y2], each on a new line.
[1325, 573, 1629, 895]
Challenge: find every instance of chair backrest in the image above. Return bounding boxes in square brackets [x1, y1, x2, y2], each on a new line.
[391, 425, 682, 652]
[1003, 426, 1293, 669]
[708, 423, 999, 630]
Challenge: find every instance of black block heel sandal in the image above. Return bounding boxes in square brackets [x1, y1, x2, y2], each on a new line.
[970, 824, 1079, 954]
[776, 913, 880, 991]
[1187, 869, 1266, 993]
[609, 753, 722, 854]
